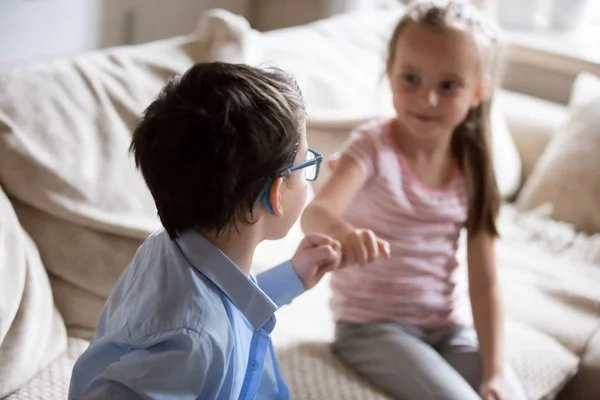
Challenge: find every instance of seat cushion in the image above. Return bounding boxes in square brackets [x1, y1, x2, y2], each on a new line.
[5, 338, 88, 400]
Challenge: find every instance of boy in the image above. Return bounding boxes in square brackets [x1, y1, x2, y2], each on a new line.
[68, 62, 341, 399]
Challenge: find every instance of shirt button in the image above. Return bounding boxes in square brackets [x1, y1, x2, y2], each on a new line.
[251, 361, 259, 371]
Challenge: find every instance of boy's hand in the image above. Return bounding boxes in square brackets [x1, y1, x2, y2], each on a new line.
[292, 234, 342, 290]
[339, 229, 390, 267]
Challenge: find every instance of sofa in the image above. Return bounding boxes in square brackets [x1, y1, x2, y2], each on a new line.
[1, 5, 600, 400]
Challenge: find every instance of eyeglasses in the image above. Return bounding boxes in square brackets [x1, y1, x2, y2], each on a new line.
[283, 148, 323, 182]
[255, 149, 323, 215]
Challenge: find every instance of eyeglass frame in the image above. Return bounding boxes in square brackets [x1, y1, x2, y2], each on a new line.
[284, 148, 323, 182]
[256, 148, 323, 215]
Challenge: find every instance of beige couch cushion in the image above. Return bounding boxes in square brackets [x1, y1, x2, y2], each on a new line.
[0, 36, 200, 338]
[496, 207, 600, 399]
[0, 186, 67, 397]
[516, 72, 600, 234]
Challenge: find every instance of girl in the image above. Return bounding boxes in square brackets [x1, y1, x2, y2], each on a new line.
[301, 1, 527, 399]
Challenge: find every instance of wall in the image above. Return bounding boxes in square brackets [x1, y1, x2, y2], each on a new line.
[0, 0, 248, 72]
[111, 0, 248, 45]
[0, 0, 106, 71]
[249, 0, 391, 31]
[0, 0, 368, 71]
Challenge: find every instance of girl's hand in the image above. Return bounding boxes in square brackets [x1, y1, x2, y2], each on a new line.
[340, 229, 391, 267]
[292, 234, 342, 290]
[480, 375, 509, 400]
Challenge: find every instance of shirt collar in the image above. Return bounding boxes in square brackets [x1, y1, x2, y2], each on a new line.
[174, 229, 277, 330]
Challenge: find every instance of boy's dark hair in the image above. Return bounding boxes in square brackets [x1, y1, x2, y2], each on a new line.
[130, 62, 305, 239]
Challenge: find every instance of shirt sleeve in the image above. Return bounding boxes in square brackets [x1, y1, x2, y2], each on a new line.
[341, 126, 380, 180]
[70, 328, 225, 400]
[256, 261, 305, 307]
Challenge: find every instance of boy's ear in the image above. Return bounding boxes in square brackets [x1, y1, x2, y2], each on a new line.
[269, 177, 284, 217]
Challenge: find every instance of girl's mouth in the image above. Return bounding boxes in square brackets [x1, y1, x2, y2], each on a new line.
[408, 111, 440, 122]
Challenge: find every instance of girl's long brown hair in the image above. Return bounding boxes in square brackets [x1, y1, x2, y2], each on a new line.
[387, 0, 503, 237]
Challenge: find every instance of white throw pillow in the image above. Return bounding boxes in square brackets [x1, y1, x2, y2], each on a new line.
[516, 72, 600, 234]
[569, 71, 600, 110]
[495, 90, 568, 183]
[491, 98, 522, 198]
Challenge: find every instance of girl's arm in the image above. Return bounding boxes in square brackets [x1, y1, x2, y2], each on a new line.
[301, 153, 366, 239]
[467, 231, 504, 382]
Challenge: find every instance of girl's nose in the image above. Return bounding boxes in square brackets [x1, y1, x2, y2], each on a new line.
[422, 89, 439, 107]
[427, 90, 440, 107]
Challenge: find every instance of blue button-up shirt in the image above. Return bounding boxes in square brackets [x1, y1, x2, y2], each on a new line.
[68, 228, 305, 400]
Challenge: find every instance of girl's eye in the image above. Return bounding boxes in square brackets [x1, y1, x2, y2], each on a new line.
[440, 81, 458, 92]
[402, 73, 420, 85]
